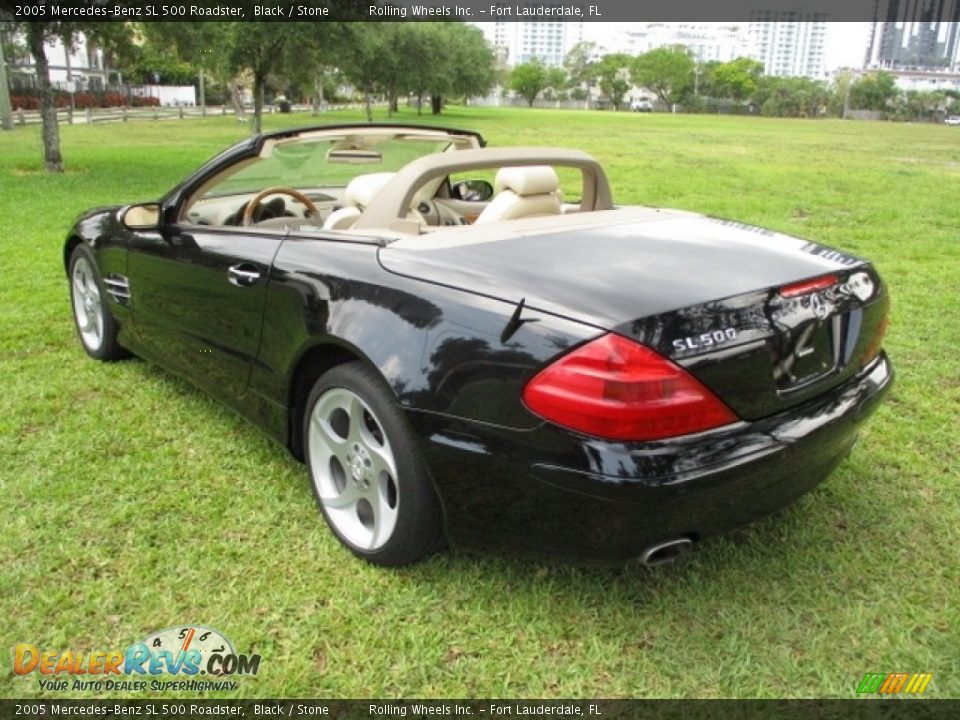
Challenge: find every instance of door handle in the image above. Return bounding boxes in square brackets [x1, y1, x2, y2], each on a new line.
[228, 264, 261, 287]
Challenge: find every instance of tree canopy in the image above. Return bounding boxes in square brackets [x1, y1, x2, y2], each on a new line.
[631, 45, 695, 106]
[753, 75, 831, 117]
[595, 53, 632, 111]
[705, 57, 764, 100]
[338, 22, 494, 117]
[563, 42, 597, 89]
[849, 71, 898, 111]
[510, 60, 548, 108]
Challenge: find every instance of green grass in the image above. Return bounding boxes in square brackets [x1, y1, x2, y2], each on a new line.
[1, 107, 958, 699]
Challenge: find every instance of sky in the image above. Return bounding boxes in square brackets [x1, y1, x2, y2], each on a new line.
[823, 22, 872, 70]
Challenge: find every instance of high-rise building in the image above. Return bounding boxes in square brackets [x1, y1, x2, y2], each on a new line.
[481, 22, 584, 67]
[747, 15, 828, 78]
[865, 1, 960, 71]
[595, 23, 755, 63]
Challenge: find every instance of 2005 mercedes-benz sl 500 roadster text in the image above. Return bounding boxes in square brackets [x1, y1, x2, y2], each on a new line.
[65, 124, 893, 566]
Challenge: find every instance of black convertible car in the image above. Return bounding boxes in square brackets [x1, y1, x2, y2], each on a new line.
[66, 124, 893, 566]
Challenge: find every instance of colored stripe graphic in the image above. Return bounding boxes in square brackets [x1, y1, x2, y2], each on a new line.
[858, 672, 933, 695]
[904, 673, 933, 694]
[880, 672, 909, 694]
[856, 673, 886, 694]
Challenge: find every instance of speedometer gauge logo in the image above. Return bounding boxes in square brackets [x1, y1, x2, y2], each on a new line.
[139, 626, 236, 675]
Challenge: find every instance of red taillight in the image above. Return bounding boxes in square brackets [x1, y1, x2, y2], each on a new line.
[780, 274, 838, 298]
[522, 334, 738, 441]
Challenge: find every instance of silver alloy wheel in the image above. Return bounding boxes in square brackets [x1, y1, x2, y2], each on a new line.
[308, 387, 400, 551]
[72, 256, 104, 351]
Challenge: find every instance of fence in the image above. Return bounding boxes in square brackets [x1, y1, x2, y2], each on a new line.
[470, 96, 592, 110]
[9, 102, 380, 127]
[845, 109, 883, 121]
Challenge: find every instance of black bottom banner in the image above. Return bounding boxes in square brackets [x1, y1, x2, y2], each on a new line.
[1, 700, 956, 720]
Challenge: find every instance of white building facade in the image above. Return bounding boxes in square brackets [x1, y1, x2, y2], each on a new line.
[7, 33, 113, 91]
[886, 68, 960, 92]
[595, 23, 755, 63]
[480, 22, 584, 66]
[748, 16, 828, 78]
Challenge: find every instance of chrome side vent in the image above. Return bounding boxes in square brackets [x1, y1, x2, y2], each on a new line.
[104, 274, 131, 306]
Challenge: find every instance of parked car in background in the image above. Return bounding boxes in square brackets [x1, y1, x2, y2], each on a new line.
[630, 99, 653, 112]
[944, 115, 960, 126]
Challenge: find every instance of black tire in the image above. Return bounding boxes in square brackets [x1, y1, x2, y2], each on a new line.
[303, 361, 445, 566]
[68, 245, 130, 361]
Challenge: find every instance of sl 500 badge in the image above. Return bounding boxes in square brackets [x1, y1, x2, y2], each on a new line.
[673, 328, 737, 353]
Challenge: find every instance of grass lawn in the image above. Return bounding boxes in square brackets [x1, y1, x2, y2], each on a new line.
[1, 107, 958, 699]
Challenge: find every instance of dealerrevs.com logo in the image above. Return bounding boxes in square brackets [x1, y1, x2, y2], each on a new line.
[13, 625, 261, 692]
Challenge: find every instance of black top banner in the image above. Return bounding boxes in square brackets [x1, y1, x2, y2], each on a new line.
[0, 0, 899, 23]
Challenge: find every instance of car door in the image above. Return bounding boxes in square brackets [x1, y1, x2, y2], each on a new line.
[127, 224, 285, 401]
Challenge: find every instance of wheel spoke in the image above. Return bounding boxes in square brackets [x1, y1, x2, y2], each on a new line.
[322, 483, 361, 509]
[369, 481, 398, 550]
[345, 395, 367, 445]
[367, 446, 396, 483]
[368, 508, 386, 550]
[72, 275, 87, 302]
[311, 412, 346, 448]
[311, 389, 358, 447]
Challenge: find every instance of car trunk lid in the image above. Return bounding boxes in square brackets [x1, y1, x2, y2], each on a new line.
[378, 210, 889, 419]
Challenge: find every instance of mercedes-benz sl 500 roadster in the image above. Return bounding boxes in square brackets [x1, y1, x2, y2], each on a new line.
[65, 124, 893, 566]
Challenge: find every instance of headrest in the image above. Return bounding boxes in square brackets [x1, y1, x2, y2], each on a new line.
[493, 166, 559, 196]
[345, 172, 395, 209]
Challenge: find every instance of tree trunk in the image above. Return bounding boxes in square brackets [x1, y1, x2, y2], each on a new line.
[0, 38, 14, 131]
[364, 92, 372, 122]
[312, 75, 323, 115]
[27, 26, 63, 172]
[416, 94, 423, 115]
[230, 77, 246, 122]
[388, 91, 398, 116]
[252, 73, 264, 134]
[431, 95, 442, 115]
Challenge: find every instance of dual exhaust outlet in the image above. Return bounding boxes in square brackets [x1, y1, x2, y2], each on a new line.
[639, 537, 694, 567]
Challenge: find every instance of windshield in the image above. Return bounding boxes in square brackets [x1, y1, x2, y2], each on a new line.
[206, 138, 452, 197]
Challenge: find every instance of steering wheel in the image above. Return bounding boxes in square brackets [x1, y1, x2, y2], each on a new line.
[242, 187, 320, 227]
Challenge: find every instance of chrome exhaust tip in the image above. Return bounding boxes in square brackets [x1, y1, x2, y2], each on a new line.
[640, 538, 694, 567]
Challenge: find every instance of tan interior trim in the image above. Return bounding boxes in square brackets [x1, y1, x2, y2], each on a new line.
[353, 147, 613, 233]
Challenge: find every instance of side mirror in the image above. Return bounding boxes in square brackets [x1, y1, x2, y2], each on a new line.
[121, 203, 161, 230]
[452, 180, 494, 202]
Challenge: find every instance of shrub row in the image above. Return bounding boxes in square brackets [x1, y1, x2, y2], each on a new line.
[10, 93, 161, 110]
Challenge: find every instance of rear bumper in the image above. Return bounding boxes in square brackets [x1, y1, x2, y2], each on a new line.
[409, 353, 893, 562]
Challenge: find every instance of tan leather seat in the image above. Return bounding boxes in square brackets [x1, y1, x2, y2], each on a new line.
[323, 172, 396, 230]
[474, 166, 562, 225]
